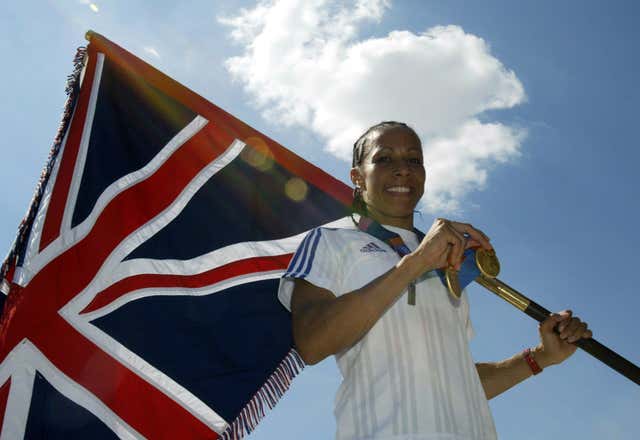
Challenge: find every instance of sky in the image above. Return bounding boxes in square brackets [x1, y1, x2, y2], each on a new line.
[1, 0, 639, 439]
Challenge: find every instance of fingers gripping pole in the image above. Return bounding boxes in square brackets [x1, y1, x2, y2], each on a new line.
[475, 274, 640, 386]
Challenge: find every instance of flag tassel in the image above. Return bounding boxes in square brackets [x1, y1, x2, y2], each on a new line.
[0, 46, 88, 287]
[221, 348, 305, 440]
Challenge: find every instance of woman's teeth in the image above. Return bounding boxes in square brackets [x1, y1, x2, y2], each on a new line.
[387, 187, 410, 193]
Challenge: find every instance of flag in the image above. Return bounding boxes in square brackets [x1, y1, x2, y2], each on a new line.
[0, 31, 351, 439]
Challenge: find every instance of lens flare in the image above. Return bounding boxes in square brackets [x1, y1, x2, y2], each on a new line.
[285, 178, 309, 202]
[240, 137, 274, 171]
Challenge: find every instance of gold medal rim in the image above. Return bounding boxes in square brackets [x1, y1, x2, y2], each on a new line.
[445, 268, 462, 300]
[475, 248, 501, 278]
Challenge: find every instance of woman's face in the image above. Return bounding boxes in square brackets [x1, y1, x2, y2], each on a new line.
[351, 126, 425, 227]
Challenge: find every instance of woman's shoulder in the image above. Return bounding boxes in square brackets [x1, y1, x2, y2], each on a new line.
[293, 217, 374, 259]
[311, 216, 370, 241]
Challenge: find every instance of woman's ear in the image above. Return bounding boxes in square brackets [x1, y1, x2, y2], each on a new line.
[350, 168, 364, 189]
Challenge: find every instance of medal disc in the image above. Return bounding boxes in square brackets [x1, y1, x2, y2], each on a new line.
[445, 267, 462, 299]
[475, 248, 500, 278]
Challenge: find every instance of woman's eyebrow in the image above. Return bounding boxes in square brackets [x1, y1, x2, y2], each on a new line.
[367, 147, 390, 157]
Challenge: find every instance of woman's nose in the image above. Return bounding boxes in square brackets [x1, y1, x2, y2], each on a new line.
[393, 160, 410, 176]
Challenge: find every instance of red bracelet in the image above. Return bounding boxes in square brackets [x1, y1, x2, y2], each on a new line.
[523, 348, 542, 375]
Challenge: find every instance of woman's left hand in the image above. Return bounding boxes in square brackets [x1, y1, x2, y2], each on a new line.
[535, 310, 593, 367]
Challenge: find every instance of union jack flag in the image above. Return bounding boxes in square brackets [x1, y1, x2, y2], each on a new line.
[0, 32, 351, 439]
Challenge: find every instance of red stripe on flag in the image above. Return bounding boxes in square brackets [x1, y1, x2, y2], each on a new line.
[34, 317, 219, 439]
[40, 52, 99, 251]
[82, 254, 293, 314]
[80, 125, 231, 263]
[0, 378, 11, 435]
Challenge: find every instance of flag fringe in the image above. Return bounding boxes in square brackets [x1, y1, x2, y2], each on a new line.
[220, 348, 305, 440]
[0, 46, 88, 287]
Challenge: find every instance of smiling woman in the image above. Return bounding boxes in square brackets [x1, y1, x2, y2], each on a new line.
[350, 121, 425, 229]
[276, 121, 592, 440]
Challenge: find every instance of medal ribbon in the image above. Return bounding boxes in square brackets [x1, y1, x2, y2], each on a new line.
[356, 216, 481, 303]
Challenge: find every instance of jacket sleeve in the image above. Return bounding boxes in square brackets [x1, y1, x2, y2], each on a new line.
[278, 227, 343, 311]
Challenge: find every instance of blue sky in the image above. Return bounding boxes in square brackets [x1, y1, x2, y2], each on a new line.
[1, 1, 639, 439]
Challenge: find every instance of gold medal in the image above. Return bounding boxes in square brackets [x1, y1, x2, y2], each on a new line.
[475, 248, 500, 278]
[445, 267, 462, 299]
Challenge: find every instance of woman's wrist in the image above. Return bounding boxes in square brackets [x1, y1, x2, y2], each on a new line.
[396, 253, 429, 282]
[532, 344, 557, 369]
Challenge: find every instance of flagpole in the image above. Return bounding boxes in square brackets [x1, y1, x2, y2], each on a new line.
[474, 274, 640, 386]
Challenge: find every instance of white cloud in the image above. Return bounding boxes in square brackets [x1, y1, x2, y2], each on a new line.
[143, 46, 161, 59]
[422, 119, 524, 212]
[219, 0, 527, 213]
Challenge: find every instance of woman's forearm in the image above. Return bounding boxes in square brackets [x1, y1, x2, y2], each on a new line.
[292, 254, 421, 364]
[476, 345, 554, 399]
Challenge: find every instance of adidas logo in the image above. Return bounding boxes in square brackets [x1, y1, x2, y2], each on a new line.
[360, 242, 387, 253]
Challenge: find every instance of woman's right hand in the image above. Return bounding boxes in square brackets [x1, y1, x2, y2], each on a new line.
[410, 218, 493, 275]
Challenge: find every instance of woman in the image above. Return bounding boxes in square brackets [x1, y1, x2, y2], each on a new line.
[277, 121, 591, 440]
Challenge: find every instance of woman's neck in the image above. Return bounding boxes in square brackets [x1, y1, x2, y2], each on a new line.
[364, 207, 414, 231]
